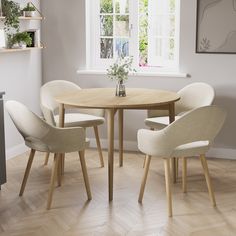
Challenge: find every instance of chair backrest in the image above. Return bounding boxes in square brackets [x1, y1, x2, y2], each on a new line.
[164, 106, 226, 149]
[40, 80, 80, 113]
[40, 80, 105, 125]
[175, 82, 215, 114]
[148, 82, 215, 118]
[5, 100, 51, 140]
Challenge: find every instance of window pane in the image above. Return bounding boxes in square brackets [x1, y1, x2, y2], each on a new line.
[100, 38, 113, 58]
[169, 0, 175, 13]
[100, 0, 113, 13]
[115, 38, 129, 57]
[155, 38, 162, 57]
[169, 38, 174, 60]
[115, 15, 129, 37]
[115, 0, 129, 14]
[139, 0, 148, 14]
[100, 15, 113, 36]
[139, 14, 148, 66]
[169, 15, 175, 37]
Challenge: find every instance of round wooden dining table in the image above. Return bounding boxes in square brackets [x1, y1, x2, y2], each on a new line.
[56, 88, 180, 201]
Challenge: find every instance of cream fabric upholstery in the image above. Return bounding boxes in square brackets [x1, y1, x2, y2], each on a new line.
[139, 106, 226, 158]
[6, 100, 92, 210]
[145, 116, 181, 130]
[146, 83, 215, 129]
[40, 80, 105, 127]
[6, 101, 89, 153]
[54, 113, 104, 128]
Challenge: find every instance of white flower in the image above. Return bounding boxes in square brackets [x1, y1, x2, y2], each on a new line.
[107, 56, 136, 82]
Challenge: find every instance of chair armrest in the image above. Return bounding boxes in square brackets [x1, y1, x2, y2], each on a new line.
[137, 129, 172, 157]
[45, 126, 87, 153]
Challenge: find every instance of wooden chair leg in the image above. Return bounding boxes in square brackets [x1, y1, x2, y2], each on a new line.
[79, 150, 92, 200]
[57, 155, 62, 187]
[176, 158, 179, 179]
[182, 157, 187, 193]
[142, 128, 154, 168]
[93, 126, 104, 168]
[19, 149, 36, 196]
[200, 154, 216, 207]
[47, 153, 60, 210]
[138, 155, 151, 203]
[143, 156, 147, 168]
[164, 158, 173, 217]
[61, 154, 65, 175]
[44, 152, 50, 166]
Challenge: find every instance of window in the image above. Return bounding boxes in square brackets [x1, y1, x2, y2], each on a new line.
[87, 0, 180, 71]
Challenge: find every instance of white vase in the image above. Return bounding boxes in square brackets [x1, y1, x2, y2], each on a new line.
[23, 11, 35, 17]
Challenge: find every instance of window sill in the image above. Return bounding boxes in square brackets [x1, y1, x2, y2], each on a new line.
[77, 70, 189, 78]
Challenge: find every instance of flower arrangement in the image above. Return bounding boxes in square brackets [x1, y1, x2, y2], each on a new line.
[107, 56, 136, 82]
[107, 56, 136, 97]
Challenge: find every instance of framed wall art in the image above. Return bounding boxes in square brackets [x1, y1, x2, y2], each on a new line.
[196, 0, 236, 54]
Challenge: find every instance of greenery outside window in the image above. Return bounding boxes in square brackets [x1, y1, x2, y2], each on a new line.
[86, 0, 180, 72]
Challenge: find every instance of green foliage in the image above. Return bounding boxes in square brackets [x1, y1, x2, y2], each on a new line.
[100, 0, 113, 13]
[8, 32, 32, 48]
[2, 0, 21, 33]
[22, 3, 36, 12]
[107, 56, 136, 82]
[101, 15, 113, 36]
[116, 15, 129, 21]
[139, 0, 148, 65]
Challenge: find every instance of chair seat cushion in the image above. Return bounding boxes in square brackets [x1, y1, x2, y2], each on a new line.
[25, 137, 90, 153]
[172, 141, 210, 157]
[54, 113, 105, 128]
[145, 116, 181, 130]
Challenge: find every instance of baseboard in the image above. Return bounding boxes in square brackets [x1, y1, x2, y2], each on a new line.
[6, 143, 29, 160]
[6, 140, 236, 161]
[89, 138, 236, 160]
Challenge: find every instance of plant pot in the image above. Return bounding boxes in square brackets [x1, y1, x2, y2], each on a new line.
[19, 42, 26, 49]
[23, 10, 35, 17]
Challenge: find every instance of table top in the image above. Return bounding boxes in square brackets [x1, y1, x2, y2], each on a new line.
[56, 88, 180, 109]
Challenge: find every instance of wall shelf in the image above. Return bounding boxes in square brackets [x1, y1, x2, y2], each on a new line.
[0, 46, 43, 53]
[0, 16, 44, 20]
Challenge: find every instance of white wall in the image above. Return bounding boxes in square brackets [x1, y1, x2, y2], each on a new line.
[0, 0, 42, 158]
[42, 0, 236, 158]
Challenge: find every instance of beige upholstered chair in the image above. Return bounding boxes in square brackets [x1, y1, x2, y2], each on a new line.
[144, 83, 215, 172]
[138, 106, 226, 217]
[6, 100, 92, 210]
[40, 80, 105, 167]
[145, 82, 215, 129]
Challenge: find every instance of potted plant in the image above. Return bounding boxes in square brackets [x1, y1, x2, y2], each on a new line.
[107, 56, 136, 97]
[22, 3, 36, 17]
[1, 0, 20, 31]
[8, 32, 32, 48]
[1, 0, 21, 48]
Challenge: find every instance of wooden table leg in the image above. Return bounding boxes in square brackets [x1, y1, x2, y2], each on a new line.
[107, 109, 115, 201]
[118, 109, 124, 167]
[59, 104, 65, 175]
[169, 103, 177, 183]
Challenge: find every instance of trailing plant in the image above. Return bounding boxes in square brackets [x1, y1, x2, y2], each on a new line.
[22, 3, 35, 12]
[2, 0, 21, 33]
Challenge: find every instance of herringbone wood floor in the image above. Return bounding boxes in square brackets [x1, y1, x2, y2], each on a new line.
[1, 149, 236, 236]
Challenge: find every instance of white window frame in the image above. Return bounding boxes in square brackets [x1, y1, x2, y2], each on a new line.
[85, 0, 180, 72]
